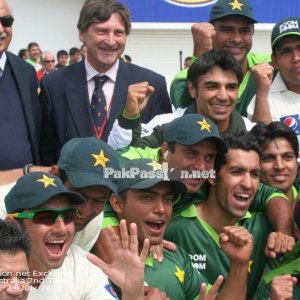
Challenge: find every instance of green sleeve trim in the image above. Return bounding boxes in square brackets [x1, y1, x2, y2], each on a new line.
[122, 108, 140, 120]
[191, 56, 197, 63]
[266, 192, 288, 205]
[292, 185, 299, 202]
[117, 110, 140, 129]
[101, 216, 120, 229]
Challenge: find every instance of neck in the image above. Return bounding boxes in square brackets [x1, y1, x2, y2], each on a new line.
[28, 261, 49, 288]
[240, 58, 248, 77]
[196, 189, 238, 234]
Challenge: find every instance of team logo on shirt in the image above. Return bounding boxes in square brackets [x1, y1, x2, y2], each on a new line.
[280, 114, 300, 135]
[164, 0, 216, 8]
[174, 265, 185, 284]
[104, 284, 119, 299]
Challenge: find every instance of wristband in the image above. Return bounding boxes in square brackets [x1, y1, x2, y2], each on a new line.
[23, 164, 34, 175]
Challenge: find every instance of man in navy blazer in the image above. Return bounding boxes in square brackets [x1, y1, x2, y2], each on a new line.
[0, 0, 41, 170]
[40, 0, 172, 166]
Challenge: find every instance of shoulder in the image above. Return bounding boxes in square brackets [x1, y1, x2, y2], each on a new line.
[6, 51, 36, 75]
[247, 52, 271, 66]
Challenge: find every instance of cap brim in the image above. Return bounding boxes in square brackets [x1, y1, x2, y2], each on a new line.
[129, 178, 187, 194]
[180, 136, 228, 153]
[272, 32, 300, 48]
[21, 190, 85, 211]
[66, 170, 118, 194]
[210, 13, 257, 23]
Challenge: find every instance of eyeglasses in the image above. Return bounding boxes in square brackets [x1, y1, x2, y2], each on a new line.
[0, 15, 14, 27]
[44, 60, 55, 63]
[8, 207, 78, 225]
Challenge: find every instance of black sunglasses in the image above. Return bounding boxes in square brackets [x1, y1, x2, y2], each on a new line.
[0, 15, 14, 27]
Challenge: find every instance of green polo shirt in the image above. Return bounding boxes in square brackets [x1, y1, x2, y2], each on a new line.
[164, 205, 272, 300]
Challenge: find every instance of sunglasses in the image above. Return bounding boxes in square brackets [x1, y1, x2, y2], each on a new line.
[0, 15, 14, 27]
[8, 207, 78, 225]
[44, 60, 55, 63]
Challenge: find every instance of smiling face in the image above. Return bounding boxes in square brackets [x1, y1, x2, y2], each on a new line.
[212, 149, 260, 221]
[212, 15, 254, 72]
[112, 182, 174, 248]
[64, 181, 111, 232]
[79, 12, 126, 73]
[260, 137, 297, 198]
[272, 36, 300, 94]
[165, 139, 217, 193]
[0, 251, 29, 300]
[0, 0, 13, 56]
[189, 66, 239, 132]
[22, 196, 75, 273]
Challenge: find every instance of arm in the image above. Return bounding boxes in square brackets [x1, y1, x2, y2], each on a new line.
[250, 62, 274, 123]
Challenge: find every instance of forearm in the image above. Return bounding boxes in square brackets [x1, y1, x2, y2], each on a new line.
[217, 261, 248, 300]
[266, 198, 293, 235]
[252, 93, 272, 123]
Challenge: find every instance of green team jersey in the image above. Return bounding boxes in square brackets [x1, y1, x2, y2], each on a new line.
[111, 247, 208, 300]
[164, 205, 272, 300]
[256, 242, 300, 300]
[170, 52, 271, 117]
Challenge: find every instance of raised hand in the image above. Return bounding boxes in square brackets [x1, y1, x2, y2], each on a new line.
[87, 219, 150, 300]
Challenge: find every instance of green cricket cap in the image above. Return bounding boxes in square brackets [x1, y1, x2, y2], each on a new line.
[58, 137, 119, 193]
[5, 172, 85, 213]
[117, 159, 187, 194]
[163, 114, 228, 153]
[271, 17, 300, 50]
[209, 0, 257, 23]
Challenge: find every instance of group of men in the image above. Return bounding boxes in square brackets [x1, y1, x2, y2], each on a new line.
[1, 0, 300, 298]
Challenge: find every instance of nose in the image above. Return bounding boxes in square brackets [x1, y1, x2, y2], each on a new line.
[230, 30, 243, 44]
[241, 173, 252, 190]
[104, 32, 116, 46]
[292, 49, 300, 62]
[274, 157, 285, 170]
[216, 86, 229, 101]
[153, 198, 166, 215]
[52, 216, 68, 233]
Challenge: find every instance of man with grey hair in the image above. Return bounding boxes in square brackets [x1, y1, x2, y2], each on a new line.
[37, 51, 56, 81]
[39, 0, 172, 166]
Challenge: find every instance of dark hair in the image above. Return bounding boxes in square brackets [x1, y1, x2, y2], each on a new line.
[77, 0, 131, 35]
[251, 122, 299, 157]
[294, 200, 300, 229]
[214, 131, 261, 174]
[27, 42, 39, 51]
[57, 49, 68, 59]
[18, 48, 27, 59]
[0, 220, 30, 259]
[187, 49, 243, 89]
[69, 47, 80, 56]
[57, 168, 68, 184]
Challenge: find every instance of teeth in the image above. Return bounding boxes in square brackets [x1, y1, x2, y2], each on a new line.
[235, 194, 249, 200]
[48, 240, 64, 244]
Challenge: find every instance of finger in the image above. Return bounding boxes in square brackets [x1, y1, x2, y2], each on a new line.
[163, 240, 177, 252]
[120, 219, 129, 249]
[87, 253, 108, 272]
[267, 232, 276, 250]
[198, 283, 207, 300]
[129, 222, 139, 254]
[208, 275, 223, 297]
[140, 239, 150, 263]
[287, 237, 296, 251]
[150, 245, 158, 260]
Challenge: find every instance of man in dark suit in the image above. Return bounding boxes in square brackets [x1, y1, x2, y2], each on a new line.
[0, 0, 41, 170]
[40, 0, 172, 166]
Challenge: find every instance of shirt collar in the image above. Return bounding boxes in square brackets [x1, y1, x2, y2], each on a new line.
[0, 52, 7, 72]
[271, 72, 289, 93]
[85, 57, 119, 83]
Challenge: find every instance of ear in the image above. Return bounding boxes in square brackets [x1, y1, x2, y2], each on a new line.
[187, 80, 197, 99]
[207, 177, 216, 186]
[161, 142, 169, 162]
[50, 165, 59, 176]
[271, 54, 279, 70]
[110, 194, 124, 214]
[5, 215, 15, 222]
[79, 31, 85, 44]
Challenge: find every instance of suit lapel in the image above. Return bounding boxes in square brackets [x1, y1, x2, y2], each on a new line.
[64, 61, 94, 137]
